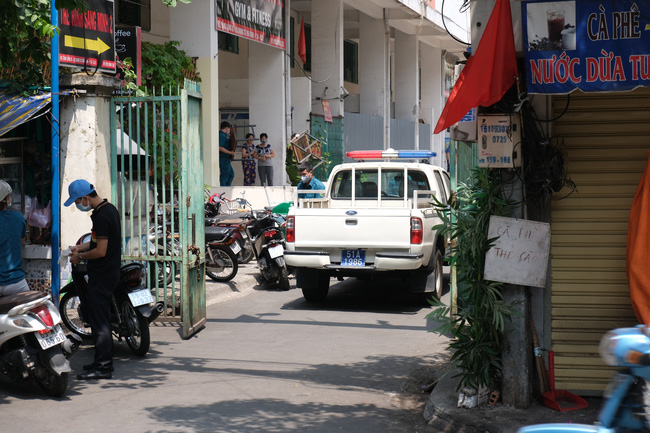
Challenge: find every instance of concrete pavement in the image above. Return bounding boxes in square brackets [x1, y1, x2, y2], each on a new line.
[1, 264, 448, 433]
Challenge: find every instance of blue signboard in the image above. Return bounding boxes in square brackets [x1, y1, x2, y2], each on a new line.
[523, 0, 650, 94]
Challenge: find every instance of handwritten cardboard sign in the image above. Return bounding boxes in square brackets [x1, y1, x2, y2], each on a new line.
[483, 216, 551, 288]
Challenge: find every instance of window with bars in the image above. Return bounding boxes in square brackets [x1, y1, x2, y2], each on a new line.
[344, 40, 358, 84]
[218, 32, 239, 54]
[116, 0, 151, 31]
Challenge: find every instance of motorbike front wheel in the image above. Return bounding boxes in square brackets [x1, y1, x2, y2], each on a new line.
[59, 289, 92, 340]
[206, 245, 239, 282]
[122, 301, 151, 357]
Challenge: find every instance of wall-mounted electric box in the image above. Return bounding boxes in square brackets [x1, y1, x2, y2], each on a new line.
[477, 114, 521, 168]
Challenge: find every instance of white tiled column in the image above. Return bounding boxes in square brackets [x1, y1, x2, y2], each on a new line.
[394, 30, 419, 147]
[359, 12, 389, 149]
[249, 42, 287, 186]
[420, 43, 444, 165]
[170, 0, 219, 186]
[311, 0, 344, 118]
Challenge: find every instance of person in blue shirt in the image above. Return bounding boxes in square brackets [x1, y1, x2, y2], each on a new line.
[218, 121, 235, 186]
[0, 180, 28, 296]
[297, 161, 325, 199]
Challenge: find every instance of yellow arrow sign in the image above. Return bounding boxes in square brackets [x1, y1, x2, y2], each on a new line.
[64, 35, 111, 55]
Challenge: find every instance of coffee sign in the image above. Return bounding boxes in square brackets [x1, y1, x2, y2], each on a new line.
[523, 0, 650, 94]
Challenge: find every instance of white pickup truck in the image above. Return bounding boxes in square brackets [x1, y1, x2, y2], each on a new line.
[284, 152, 450, 302]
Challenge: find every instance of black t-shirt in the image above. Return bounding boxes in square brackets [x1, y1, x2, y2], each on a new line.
[87, 199, 122, 277]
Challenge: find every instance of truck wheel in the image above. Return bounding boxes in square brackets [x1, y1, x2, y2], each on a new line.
[412, 249, 443, 304]
[297, 269, 329, 302]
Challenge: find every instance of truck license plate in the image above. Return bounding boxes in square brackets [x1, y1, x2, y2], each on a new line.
[35, 325, 67, 350]
[128, 289, 155, 307]
[341, 249, 365, 266]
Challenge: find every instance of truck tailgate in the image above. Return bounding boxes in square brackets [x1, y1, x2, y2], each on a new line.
[293, 207, 413, 249]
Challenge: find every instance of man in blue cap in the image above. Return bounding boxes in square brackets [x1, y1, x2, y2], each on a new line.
[65, 179, 121, 380]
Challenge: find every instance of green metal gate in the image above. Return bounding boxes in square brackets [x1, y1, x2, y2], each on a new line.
[110, 80, 206, 339]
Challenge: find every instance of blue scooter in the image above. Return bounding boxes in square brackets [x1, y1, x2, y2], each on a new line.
[518, 325, 650, 433]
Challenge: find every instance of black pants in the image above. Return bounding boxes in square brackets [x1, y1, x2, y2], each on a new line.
[82, 271, 119, 371]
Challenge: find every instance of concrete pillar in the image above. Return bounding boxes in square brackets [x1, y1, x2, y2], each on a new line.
[394, 30, 419, 150]
[59, 74, 120, 249]
[394, 30, 419, 123]
[249, 42, 287, 186]
[359, 13, 387, 118]
[359, 12, 389, 149]
[311, 0, 344, 118]
[170, 1, 219, 186]
[420, 43, 444, 165]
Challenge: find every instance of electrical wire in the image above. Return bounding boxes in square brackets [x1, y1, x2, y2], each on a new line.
[285, 6, 340, 85]
[531, 93, 571, 123]
[441, 0, 471, 46]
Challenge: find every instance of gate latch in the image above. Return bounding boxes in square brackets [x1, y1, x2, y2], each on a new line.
[188, 244, 201, 281]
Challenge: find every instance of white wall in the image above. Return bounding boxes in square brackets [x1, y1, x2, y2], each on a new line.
[291, 77, 311, 136]
[249, 42, 287, 186]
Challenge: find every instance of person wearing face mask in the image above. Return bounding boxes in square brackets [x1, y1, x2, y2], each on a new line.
[65, 179, 121, 380]
[256, 132, 275, 186]
[0, 180, 29, 296]
[296, 161, 325, 199]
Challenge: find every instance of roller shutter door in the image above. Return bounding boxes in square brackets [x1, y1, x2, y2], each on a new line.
[550, 88, 650, 394]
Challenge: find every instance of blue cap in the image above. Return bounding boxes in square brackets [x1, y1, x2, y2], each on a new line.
[64, 180, 95, 207]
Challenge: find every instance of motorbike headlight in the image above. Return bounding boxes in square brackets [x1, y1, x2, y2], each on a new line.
[599, 331, 618, 366]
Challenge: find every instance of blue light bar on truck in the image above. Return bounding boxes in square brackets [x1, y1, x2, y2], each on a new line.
[346, 149, 436, 159]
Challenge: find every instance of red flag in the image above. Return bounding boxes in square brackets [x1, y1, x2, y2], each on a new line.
[434, 0, 518, 134]
[298, 17, 307, 64]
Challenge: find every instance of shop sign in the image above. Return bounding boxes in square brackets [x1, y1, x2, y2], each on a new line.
[523, 0, 650, 94]
[215, 0, 285, 49]
[322, 100, 333, 123]
[114, 26, 141, 95]
[59, 0, 116, 74]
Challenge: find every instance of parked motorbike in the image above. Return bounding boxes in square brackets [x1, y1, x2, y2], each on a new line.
[59, 236, 164, 356]
[0, 291, 79, 397]
[518, 325, 650, 433]
[148, 221, 181, 287]
[206, 215, 255, 264]
[205, 224, 240, 282]
[246, 209, 290, 290]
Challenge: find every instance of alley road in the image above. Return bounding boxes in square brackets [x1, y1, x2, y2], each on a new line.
[1, 272, 450, 433]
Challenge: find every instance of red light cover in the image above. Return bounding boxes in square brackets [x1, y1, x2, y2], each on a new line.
[411, 217, 423, 244]
[264, 230, 279, 238]
[346, 151, 384, 159]
[286, 216, 295, 242]
[31, 305, 54, 327]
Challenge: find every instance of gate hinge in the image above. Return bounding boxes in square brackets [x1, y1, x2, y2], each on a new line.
[186, 196, 191, 207]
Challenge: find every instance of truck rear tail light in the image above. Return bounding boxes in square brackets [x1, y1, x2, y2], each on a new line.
[286, 216, 295, 242]
[410, 217, 423, 244]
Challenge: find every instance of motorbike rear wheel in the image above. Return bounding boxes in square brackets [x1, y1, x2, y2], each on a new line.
[238, 241, 255, 264]
[59, 289, 92, 340]
[206, 245, 238, 282]
[279, 268, 290, 291]
[36, 370, 68, 397]
[122, 301, 151, 357]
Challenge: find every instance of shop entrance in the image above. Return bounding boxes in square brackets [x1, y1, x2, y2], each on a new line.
[110, 81, 205, 338]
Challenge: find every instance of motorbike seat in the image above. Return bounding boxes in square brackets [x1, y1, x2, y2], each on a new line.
[0, 290, 48, 315]
[205, 225, 232, 242]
